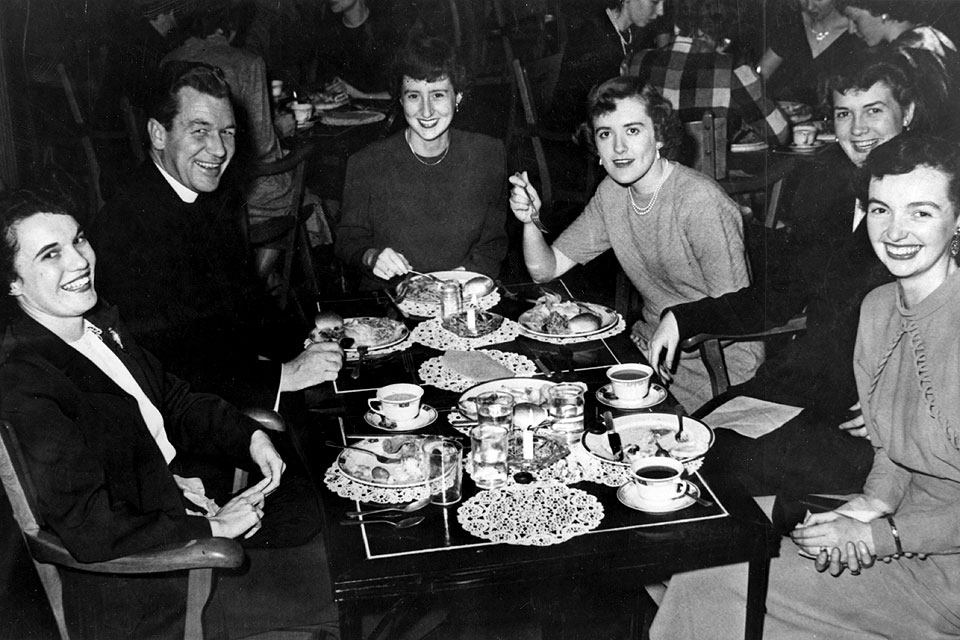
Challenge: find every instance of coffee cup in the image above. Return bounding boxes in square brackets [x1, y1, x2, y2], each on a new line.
[606, 363, 653, 401]
[792, 123, 818, 147]
[270, 79, 284, 99]
[630, 456, 686, 502]
[368, 383, 423, 422]
[290, 102, 313, 125]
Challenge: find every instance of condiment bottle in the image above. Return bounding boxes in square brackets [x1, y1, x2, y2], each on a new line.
[440, 280, 462, 320]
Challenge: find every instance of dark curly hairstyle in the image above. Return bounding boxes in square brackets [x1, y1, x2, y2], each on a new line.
[0, 189, 73, 288]
[392, 35, 467, 98]
[835, 0, 926, 23]
[579, 76, 683, 160]
[856, 132, 960, 211]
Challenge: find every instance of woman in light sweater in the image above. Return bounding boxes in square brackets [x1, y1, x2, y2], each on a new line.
[650, 133, 960, 639]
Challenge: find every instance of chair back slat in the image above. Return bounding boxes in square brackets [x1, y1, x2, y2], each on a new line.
[0, 420, 45, 535]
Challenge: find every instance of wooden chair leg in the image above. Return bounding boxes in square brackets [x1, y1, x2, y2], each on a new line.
[185, 567, 213, 640]
[32, 560, 69, 640]
[699, 339, 729, 398]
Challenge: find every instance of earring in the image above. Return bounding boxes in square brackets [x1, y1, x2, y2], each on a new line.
[881, 13, 889, 21]
[598, 157, 602, 165]
[952, 230, 960, 257]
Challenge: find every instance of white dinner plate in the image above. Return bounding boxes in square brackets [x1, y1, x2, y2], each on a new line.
[404, 270, 490, 305]
[456, 377, 558, 419]
[596, 383, 667, 410]
[518, 301, 619, 339]
[730, 141, 768, 153]
[617, 481, 698, 513]
[363, 405, 438, 432]
[336, 437, 426, 488]
[581, 412, 714, 465]
[342, 317, 409, 351]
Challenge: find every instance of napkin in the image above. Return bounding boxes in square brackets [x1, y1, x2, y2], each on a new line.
[440, 349, 515, 382]
[703, 396, 802, 439]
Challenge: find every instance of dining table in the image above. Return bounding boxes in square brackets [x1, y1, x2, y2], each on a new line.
[284, 278, 780, 640]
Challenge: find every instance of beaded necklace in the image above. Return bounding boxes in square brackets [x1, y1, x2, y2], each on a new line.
[627, 162, 669, 215]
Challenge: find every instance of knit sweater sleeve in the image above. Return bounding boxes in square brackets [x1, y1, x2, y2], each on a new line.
[334, 150, 377, 270]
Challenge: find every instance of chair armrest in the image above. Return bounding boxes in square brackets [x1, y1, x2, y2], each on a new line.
[242, 407, 287, 433]
[246, 141, 317, 178]
[680, 314, 807, 350]
[27, 531, 244, 574]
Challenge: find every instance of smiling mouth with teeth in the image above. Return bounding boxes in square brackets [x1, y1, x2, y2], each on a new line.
[62, 274, 92, 292]
[884, 244, 921, 259]
[195, 160, 222, 172]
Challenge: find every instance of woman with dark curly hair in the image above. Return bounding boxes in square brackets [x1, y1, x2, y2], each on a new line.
[510, 76, 761, 411]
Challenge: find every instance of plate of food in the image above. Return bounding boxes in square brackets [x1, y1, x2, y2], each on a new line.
[402, 271, 494, 305]
[457, 377, 559, 419]
[518, 293, 618, 338]
[337, 436, 426, 488]
[309, 316, 408, 351]
[581, 412, 714, 465]
[308, 90, 349, 111]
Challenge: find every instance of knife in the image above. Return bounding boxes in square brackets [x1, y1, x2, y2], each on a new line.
[602, 410, 623, 461]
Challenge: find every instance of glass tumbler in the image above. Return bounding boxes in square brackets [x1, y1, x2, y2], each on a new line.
[545, 382, 587, 444]
[475, 391, 516, 429]
[469, 425, 509, 489]
[422, 439, 463, 505]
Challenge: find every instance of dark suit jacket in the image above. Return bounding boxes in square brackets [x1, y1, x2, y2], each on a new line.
[0, 303, 259, 563]
[91, 162, 285, 409]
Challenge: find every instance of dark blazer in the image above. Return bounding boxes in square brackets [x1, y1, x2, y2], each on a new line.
[91, 162, 284, 409]
[0, 303, 259, 563]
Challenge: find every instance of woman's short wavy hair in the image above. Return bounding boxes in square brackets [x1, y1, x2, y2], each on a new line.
[392, 35, 467, 97]
[578, 76, 683, 160]
[857, 132, 960, 212]
[835, 0, 926, 23]
[0, 189, 73, 288]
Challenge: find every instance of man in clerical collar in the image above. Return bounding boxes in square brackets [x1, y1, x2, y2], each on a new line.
[93, 61, 342, 411]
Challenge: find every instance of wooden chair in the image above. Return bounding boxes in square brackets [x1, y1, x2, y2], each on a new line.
[243, 141, 320, 319]
[511, 55, 595, 224]
[680, 314, 808, 398]
[682, 111, 727, 181]
[0, 420, 244, 640]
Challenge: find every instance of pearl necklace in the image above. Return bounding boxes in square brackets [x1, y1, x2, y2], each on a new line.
[606, 9, 633, 56]
[406, 132, 449, 166]
[628, 164, 669, 215]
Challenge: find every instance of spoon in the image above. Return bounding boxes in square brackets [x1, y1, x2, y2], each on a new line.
[325, 441, 403, 464]
[462, 275, 494, 298]
[345, 497, 431, 518]
[339, 516, 425, 529]
[684, 485, 714, 508]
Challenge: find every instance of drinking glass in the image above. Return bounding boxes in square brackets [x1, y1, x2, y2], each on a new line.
[475, 391, 515, 429]
[469, 425, 509, 489]
[422, 439, 463, 505]
[544, 382, 587, 444]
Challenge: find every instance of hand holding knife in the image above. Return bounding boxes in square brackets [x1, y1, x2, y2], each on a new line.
[602, 410, 623, 461]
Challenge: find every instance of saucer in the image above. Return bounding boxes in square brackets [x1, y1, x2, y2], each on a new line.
[363, 405, 438, 432]
[617, 481, 698, 513]
[596, 383, 667, 410]
[787, 141, 824, 153]
[295, 120, 315, 130]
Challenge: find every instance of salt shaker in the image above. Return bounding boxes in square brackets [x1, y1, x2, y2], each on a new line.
[440, 280, 462, 319]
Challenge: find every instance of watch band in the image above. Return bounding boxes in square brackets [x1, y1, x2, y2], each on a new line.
[885, 515, 904, 556]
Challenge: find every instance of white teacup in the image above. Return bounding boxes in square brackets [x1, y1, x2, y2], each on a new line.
[606, 363, 653, 401]
[792, 123, 818, 147]
[290, 102, 313, 124]
[368, 383, 423, 422]
[630, 456, 686, 502]
[270, 79, 284, 98]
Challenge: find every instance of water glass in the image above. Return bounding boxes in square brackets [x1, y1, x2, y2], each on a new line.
[422, 439, 463, 505]
[475, 391, 515, 429]
[545, 382, 587, 443]
[469, 425, 509, 489]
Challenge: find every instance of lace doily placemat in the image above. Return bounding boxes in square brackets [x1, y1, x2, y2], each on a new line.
[324, 464, 428, 504]
[418, 350, 537, 392]
[570, 442, 703, 487]
[464, 452, 582, 485]
[518, 316, 626, 345]
[344, 336, 413, 362]
[398, 291, 500, 319]
[457, 482, 604, 546]
[412, 317, 521, 350]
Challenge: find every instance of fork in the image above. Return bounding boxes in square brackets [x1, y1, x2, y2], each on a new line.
[325, 441, 402, 464]
[339, 516, 425, 528]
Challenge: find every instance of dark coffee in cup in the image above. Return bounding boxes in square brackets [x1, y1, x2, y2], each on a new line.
[636, 466, 678, 480]
[609, 371, 648, 381]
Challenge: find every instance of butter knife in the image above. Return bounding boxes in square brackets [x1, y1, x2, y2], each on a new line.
[602, 410, 623, 461]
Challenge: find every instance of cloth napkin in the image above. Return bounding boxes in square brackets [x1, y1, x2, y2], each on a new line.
[703, 396, 803, 440]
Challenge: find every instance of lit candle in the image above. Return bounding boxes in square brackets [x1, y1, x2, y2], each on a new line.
[523, 428, 534, 460]
[466, 306, 477, 333]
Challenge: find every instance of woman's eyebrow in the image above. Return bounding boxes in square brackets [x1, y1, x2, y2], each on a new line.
[33, 242, 58, 258]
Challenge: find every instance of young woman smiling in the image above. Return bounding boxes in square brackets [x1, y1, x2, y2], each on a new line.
[510, 76, 760, 412]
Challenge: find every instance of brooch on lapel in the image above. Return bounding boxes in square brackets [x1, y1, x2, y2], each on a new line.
[107, 328, 126, 352]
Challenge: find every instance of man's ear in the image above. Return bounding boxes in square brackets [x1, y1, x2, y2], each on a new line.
[9, 279, 21, 297]
[147, 118, 167, 151]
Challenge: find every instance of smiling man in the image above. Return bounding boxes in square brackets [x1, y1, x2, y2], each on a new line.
[92, 61, 342, 412]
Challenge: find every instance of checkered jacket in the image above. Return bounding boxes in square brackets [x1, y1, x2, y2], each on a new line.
[623, 37, 789, 145]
